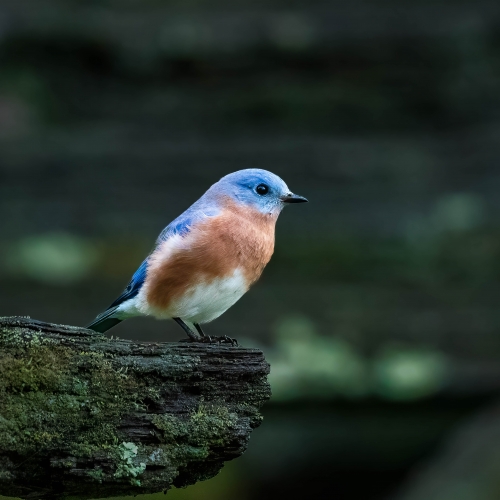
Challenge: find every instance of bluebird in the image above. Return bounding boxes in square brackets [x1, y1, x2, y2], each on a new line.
[87, 169, 307, 342]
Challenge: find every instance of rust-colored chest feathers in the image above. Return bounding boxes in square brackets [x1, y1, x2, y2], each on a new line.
[145, 202, 277, 311]
[205, 204, 276, 284]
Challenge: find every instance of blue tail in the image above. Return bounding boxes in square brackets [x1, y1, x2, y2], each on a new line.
[86, 258, 149, 333]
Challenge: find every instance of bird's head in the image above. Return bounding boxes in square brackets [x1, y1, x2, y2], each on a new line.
[210, 169, 308, 215]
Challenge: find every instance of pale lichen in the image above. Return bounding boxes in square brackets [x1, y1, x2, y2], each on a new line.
[0, 328, 152, 489]
[0, 318, 271, 498]
[114, 442, 147, 486]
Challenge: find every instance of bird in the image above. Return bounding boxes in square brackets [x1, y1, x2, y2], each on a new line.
[86, 169, 307, 342]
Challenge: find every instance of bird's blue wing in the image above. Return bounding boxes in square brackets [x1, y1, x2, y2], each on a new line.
[104, 205, 216, 310]
[87, 200, 220, 333]
[157, 214, 195, 242]
[107, 258, 149, 309]
[86, 259, 148, 332]
[156, 201, 219, 243]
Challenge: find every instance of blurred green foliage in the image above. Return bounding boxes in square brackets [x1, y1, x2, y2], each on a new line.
[1, 0, 500, 498]
[267, 315, 450, 401]
[3, 232, 99, 285]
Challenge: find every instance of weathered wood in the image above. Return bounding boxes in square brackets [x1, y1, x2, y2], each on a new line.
[0, 317, 271, 499]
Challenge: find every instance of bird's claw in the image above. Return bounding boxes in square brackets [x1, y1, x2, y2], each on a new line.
[200, 335, 238, 346]
[179, 335, 238, 346]
[218, 335, 239, 346]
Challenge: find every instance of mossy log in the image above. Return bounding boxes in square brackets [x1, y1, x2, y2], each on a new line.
[0, 317, 271, 499]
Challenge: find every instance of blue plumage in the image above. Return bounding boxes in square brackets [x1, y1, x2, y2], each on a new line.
[108, 258, 149, 309]
[86, 169, 307, 336]
[86, 212, 205, 332]
[85, 259, 149, 332]
[157, 201, 220, 243]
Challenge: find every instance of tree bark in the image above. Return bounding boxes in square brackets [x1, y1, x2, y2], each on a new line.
[0, 316, 271, 499]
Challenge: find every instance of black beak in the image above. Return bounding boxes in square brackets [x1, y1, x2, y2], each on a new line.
[281, 192, 308, 204]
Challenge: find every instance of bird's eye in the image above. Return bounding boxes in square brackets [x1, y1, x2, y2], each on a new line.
[256, 184, 269, 195]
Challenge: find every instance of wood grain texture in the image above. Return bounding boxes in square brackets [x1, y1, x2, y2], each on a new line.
[0, 317, 271, 499]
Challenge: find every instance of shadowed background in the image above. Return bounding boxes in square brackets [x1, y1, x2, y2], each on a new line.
[1, 0, 500, 499]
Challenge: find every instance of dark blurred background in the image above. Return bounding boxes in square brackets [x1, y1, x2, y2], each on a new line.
[2, 0, 500, 499]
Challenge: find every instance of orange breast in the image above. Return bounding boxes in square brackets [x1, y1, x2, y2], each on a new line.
[145, 199, 277, 311]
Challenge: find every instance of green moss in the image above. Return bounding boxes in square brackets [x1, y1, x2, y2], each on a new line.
[0, 328, 148, 476]
[0, 321, 270, 497]
[151, 402, 238, 465]
[87, 468, 104, 483]
[190, 404, 238, 446]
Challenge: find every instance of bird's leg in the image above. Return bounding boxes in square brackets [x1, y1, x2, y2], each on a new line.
[194, 323, 207, 338]
[173, 317, 200, 342]
[194, 323, 238, 346]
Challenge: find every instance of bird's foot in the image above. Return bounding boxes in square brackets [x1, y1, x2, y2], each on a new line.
[201, 335, 238, 346]
[178, 335, 238, 346]
[219, 335, 238, 346]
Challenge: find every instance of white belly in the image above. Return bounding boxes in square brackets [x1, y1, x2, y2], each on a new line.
[165, 269, 248, 323]
[117, 268, 248, 324]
